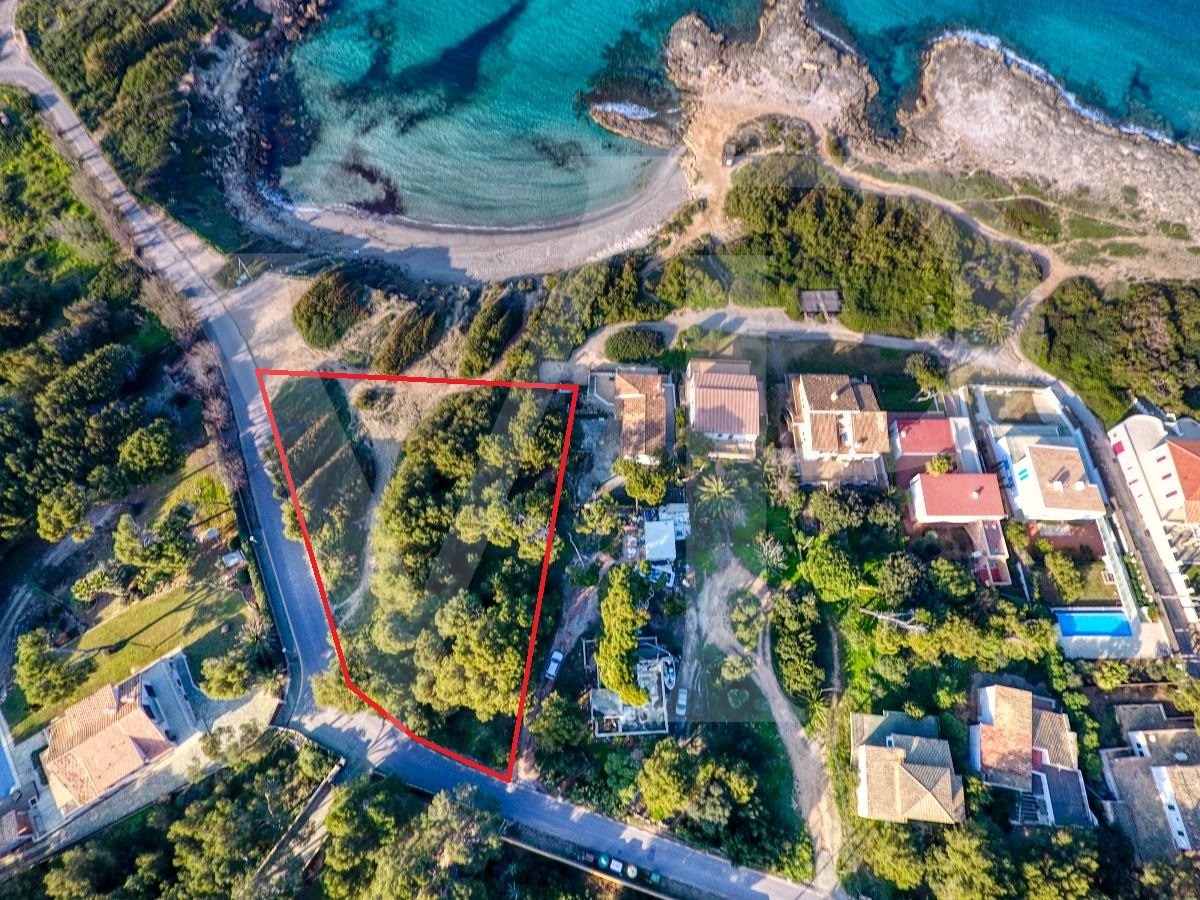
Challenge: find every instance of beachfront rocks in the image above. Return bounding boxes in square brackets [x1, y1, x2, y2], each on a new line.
[589, 105, 680, 149]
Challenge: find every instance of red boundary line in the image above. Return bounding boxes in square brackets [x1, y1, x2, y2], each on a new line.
[255, 367, 579, 783]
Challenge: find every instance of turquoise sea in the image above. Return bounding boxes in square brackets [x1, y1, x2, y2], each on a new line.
[278, 0, 1200, 226]
[814, 0, 1200, 142]
[276, 0, 761, 226]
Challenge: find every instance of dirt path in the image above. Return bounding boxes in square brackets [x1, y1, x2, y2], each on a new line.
[691, 553, 844, 896]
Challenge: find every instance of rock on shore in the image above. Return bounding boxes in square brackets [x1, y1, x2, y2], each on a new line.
[589, 104, 680, 149]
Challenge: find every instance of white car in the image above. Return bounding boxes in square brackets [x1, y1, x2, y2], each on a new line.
[544, 650, 564, 680]
[675, 687, 689, 719]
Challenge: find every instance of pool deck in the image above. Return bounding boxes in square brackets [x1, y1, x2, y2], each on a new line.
[1057, 616, 1171, 660]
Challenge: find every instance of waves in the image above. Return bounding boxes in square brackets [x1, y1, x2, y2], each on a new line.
[942, 29, 1193, 152]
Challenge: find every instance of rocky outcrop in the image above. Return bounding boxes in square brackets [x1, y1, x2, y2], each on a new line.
[665, 1, 875, 136]
[589, 105, 680, 149]
[272, 0, 336, 42]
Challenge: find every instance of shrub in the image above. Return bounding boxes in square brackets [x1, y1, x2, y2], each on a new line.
[459, 293, 522, 378]
[292, 269, 367, 349]
[118, 418, 185, 484]
[372, 309, 442, 374]
[603, 326, 665, 363]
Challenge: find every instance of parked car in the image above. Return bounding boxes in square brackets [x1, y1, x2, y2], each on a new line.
[608, 857, 626, 875]
[661, 658, 676, 691]
[544, 649, 564, 680]
[675, 687, 689, 719]
[597, 853, 610, 870]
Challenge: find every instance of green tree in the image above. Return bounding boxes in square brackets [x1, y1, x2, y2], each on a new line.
[614, 457, 667, 506]
[978, 310, 1014, 345]
[1044, 550, 1084, 603]
[367, 786, 501, 899]
[1019, 829, 1100, 900]
[200, 647, 252, 699]
[926, 824, 1014, 900]
[14, 628, 83, 708]
[595, 565, 650, 705]
[36, 481, 90, 542]
[528, 692, 589, 752]
[807, 488, 864, 534]
[118, 419, 184, 484]
[576, 493, 619, 537]
[113, 512, 147, 567]
[1092, 659, 1130, 691]
[929, 557, 977, 603]
[804, 538, 860, 603]
[904, 352, 948, 397]
[697, 473, 745, 527]
[638, 738, 695, 820]
[858, 820, 926, 890]
[292, 269, 366, 349]
[926, 452, 955, 474]
[873, 551, 927, 609]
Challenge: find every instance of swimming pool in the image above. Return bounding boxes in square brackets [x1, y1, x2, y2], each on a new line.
[1056, 610, 1133, 638]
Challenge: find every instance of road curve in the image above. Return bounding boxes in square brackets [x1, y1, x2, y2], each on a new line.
[0, 7, 823, 898]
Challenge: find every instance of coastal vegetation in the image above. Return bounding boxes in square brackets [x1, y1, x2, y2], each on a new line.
[319, 777, 604, 899]
[372, 308, 443, 375]
[721, 153, 1041, 337]
[0, 86, 178, 554]
[266, 377, 374, 602]
[316, 387, 569, 766]
[17, 0, 272, 248]
[458, 288, 523, 378]
[1023, 277, 1200, 424]
[603, 325, 666, 363]
[292, 269, 367, 349]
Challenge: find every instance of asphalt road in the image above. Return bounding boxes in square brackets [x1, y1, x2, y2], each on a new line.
[0, 11, 822, 897]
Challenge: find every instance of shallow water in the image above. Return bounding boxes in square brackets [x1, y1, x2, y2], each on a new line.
[280, 0, 1200, 226]
[278, 0, 761, 226]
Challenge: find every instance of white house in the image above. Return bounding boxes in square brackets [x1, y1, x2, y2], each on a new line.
[684, 359, 762, 461]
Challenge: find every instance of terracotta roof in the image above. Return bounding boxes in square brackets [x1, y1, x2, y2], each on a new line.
[1032, 707, 1078, 769]
[1024, 444, 1105, 512]
[792, 375, 889, 456]
[979, 685, 1034, 790]
[892, 416, 955, 458]
[859, 738, 965, 824]
[43, 676, 172, 812]
[912, 472, 1005, 519]
[1167, 440, 1200, 523]
[795, 374, 881, 413]
[687, 359, 761, 438]
[614, 372, 671, 461]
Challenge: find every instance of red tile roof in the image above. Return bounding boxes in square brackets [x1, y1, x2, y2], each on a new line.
[892, 416, 955, 458]
[913, 472, 1004, 519]
[1167, 440, 1200, 524]
[43, 676, 172, 812]
[687, 360, 761, 438]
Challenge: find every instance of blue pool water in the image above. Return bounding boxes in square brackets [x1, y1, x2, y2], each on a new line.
[1056, 610, 1133, 638]
[0, 745, 16, 797]
[813, 0, 1200, 143]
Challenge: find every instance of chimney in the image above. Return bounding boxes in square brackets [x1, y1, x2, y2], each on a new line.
[971, 488, 982, 500]
[1051, 479, 1065, 493]
[1073, 479, 1086, 492]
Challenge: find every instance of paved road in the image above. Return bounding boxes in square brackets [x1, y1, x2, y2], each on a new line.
[0, 8, 821, 898]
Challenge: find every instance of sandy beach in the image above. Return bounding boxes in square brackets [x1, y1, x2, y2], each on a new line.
[229, 148, 688, 282]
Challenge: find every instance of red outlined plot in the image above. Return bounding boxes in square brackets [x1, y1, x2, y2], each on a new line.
[256, 368, 578, 782]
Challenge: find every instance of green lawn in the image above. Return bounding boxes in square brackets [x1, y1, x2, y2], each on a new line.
[3, 582, 248, 741]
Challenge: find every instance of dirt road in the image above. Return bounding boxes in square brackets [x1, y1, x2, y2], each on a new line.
[690, 554, 845, 896]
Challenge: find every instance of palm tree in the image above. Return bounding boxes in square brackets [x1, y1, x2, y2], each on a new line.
[977, 311, 1014, 345]
[698, 473, 746, 527]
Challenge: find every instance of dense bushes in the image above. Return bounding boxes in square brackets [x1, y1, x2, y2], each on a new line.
[604, 326, 665, 363]
[334, 387, 570, 760]
[372, 308, 442, 374]
[459, 290, 522, 378]
[0, 87, 169, 555]
[722, 153, 1040, 336]
[1023, 276, 1200, 424]
[292, 270, 367, 349]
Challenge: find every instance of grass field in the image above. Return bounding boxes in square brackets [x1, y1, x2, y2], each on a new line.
[3, 582, 247, 741]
